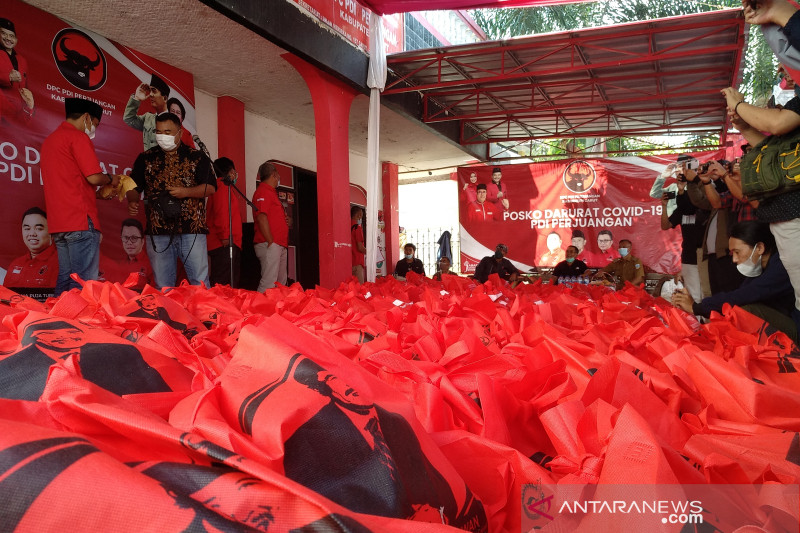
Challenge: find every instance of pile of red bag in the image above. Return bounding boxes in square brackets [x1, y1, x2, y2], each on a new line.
[0, 273, 797, 532]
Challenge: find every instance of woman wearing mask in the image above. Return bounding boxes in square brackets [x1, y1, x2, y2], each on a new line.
[672, 220, 797, 342]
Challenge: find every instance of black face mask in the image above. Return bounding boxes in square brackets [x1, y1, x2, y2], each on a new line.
[494, 251, 503, 259]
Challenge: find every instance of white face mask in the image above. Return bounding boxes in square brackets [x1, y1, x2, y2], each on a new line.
[84, 117, 96, 140]
[156, 133, 178, 151]
[736, 246, 763, 277]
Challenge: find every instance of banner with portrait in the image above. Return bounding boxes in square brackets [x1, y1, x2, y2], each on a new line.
[0, 0, 196, 297]
[458, 153, 724, 276]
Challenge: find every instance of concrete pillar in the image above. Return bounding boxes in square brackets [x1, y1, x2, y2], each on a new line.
[283, 54, 358, 288]
[382, 162, 399, 275]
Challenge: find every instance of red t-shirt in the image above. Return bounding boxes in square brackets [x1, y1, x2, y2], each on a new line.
[584, 248, 620, 267]
[40, 121, 103, 233]
[351, 224, 365, 268]
[252, 182, 288, 247]
[3, 245, 58, 288]
[467, 200, 497, 222]
[206, 178, 243, 250]
[100, 251, 153, 290]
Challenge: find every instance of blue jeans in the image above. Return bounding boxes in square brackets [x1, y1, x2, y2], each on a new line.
[146, 233, 209, 289]
[52, 217, 102, 296]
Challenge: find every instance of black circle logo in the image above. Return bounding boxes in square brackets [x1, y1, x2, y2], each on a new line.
[562, 160, 596, 194]
[51, 28, 107, 91]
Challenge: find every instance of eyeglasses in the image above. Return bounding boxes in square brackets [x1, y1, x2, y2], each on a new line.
[122, 236, 143, 243]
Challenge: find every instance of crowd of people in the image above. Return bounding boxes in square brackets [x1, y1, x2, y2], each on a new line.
[5, 0, 799, 346]
[4, 73, 292, 298]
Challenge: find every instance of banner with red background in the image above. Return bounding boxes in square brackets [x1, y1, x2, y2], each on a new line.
[293, 0, 404, 54]
[0, 0, 196, 292]
[458, 153, 725, 276]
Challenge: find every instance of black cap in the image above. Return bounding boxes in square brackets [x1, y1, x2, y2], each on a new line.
[676, 154, 693, 163]
[149, 73, 170, 97]
[0, 19, 15, 34]
[571, 229, 585, 239]
[65, 97, 103, 121]
[476, 184, 487, 191]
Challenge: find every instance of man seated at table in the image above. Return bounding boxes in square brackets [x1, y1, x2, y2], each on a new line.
[551, 245, 588, 284]
[474, 243, 519, 284]
[433, 256, 454, 281]
[593, 239, 645, 288]
[394, 243, 425, 278]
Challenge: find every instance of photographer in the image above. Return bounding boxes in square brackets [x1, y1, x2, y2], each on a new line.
[650, 154, 697, 216]
[697, 159, 757, 224]
[722, 84, 800, 335]
[127, 112, 216, 289]
[660, 174, 706, 303]
[686, 159, 745, 295]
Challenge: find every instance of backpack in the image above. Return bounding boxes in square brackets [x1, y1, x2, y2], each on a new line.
[740, 129, 800, 200]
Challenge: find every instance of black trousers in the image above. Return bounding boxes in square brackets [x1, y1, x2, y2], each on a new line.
[208, 245, 241, 288]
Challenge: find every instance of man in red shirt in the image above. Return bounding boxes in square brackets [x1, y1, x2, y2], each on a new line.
[40, 98, 119, 295]
[584, 229, 620, 267]
[3, 207, 58, 290]
[467, 184, 498, 222]
[252, 162, 289, 291]
[351, 205, 366, 283]
[207, 157, 243, 287]
[100, 219, 153, 291]
[0, 18, 35, 126]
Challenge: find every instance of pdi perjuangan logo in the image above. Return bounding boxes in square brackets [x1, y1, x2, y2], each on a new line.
[51, 28, 107, 91]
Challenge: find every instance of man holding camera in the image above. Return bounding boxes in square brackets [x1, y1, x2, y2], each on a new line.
[686, 159, 744, 295]
[127, 112, 216, 289]
[660, 174, 706, 303]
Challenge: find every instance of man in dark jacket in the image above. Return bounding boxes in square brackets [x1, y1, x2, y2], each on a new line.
[474, 243, 519, 284]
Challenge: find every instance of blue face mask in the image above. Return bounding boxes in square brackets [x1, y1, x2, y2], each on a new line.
[357, 219, 362, 226]
[405, 253, 413, 260]
[566, 257, 575, 264]
[619, 247, 629, 258]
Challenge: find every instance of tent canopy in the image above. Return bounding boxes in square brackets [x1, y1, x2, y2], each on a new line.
[384, 9, 746, 153]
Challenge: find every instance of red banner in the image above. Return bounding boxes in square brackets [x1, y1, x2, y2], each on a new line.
[294, 0, 404, 53]
[458, 154, 723, 275]
[0, 0, 196, 295]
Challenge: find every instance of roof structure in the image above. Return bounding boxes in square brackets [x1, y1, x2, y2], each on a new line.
[384, 9, 747, 157]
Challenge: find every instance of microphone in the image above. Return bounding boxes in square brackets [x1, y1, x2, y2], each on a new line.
[193, 135, 209, 156]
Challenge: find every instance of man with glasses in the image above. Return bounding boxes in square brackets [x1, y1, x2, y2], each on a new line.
[123, 73, 170, 150]
[586, 229, 619, 267]
[101, 219, 152, 290]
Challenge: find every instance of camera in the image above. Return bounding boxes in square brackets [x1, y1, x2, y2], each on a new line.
[697, 162, 711, 174]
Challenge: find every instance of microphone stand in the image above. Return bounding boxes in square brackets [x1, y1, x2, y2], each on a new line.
[197, 138, 258, 288]
[221, 174, 258, 287]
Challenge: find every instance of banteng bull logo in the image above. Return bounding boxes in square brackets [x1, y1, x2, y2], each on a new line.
[51, 28, 106, 91]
